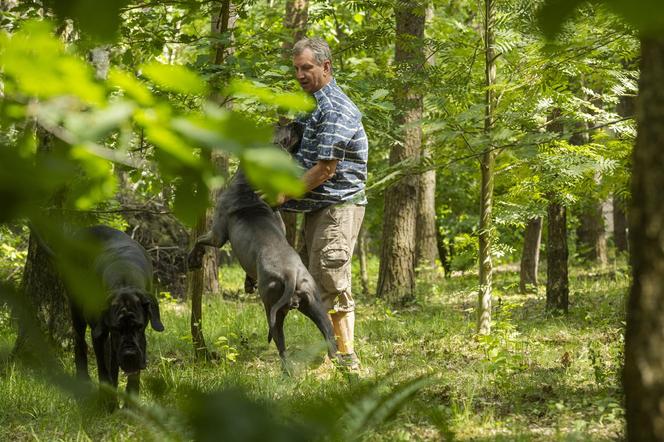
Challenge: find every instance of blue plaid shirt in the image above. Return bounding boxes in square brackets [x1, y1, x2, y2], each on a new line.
[282, 79, 368, 213]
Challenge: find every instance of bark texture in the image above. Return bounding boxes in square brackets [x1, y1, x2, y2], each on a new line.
[478, 0, 496, 334]
[546, 198, 568, 313]
[282, 0, 308, 51]
[187, 0, 235, 360]
[613, 194, 628, 253]
[415, 4, 439, 270]
[280, 0, 309, 248]
[376, 0, 425, 304]
[624, 37, 664, 442]
[519, 216, 542, 294]
[13, 132, 70, 355]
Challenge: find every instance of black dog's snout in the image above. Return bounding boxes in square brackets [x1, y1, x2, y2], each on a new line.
[120, 348, 142, 372]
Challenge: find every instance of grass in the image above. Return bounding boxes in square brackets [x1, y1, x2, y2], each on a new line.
[0, 257, 627, 441]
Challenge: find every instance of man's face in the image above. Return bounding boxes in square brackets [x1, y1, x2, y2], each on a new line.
[293, 48, 331, 94]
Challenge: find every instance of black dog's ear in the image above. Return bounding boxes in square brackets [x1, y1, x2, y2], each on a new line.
[142, 293, 165, 332]
[91, 314, 108, 340]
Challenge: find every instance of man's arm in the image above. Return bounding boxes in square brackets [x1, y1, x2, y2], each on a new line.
[274, 158, 338, 206]
[301, 158, 338, 192]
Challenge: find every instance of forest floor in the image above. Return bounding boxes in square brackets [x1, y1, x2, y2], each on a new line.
[0, 258, 627, 441]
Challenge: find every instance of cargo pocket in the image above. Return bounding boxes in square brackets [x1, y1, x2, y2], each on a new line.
[320, 244, 351, 294]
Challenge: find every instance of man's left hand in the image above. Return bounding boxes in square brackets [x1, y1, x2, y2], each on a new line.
[258, 191, 289, 207]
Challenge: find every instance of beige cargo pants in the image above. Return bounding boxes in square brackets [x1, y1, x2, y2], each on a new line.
[302, 203, 365, 313]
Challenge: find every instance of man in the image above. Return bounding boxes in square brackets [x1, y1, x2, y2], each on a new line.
[278, 37, 368, 371]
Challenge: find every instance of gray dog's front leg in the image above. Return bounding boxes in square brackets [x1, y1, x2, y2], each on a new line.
[187, 228, 227, 270]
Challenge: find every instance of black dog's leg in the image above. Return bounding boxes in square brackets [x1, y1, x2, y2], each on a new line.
[92, 333, 118, 410]
[72, 309, 90, 381]
[299, 300, 338, 358]
[92, 333, 110, 385]
[126, 372, 140, 396]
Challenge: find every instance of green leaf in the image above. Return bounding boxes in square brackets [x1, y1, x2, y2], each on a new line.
[172, 175, 209, 226]
[0, 20, 105, 105]
[537, 0, 586, 39]
[141, 61, 207, 95]
[108, 68, 155, 106]
[604, 0, 664, 35]
[371, 89, 390, 100]
[241, 147, 305, 203]
[64, 101, 135, 142]
[145, 125, 200, 167]
[45, 0, 130, 41]
[225, 79, 315, 112]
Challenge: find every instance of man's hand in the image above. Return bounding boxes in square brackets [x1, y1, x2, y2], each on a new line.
[258, 190, 289, 207]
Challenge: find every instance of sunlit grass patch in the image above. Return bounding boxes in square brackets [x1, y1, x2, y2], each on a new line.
[0, 258, 627, 440]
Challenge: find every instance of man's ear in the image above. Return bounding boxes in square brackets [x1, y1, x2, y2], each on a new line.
[323, 59, 332, 75]
[142, 293, 165, 332]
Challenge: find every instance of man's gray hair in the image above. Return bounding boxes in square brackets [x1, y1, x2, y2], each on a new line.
[292, 37, 332, 65]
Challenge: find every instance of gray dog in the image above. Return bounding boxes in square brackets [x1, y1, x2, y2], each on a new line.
[71, 225, 164, 398]
[187, 169, 337, 366]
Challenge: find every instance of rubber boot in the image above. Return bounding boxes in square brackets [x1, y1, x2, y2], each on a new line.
[331, 311, 360, 371]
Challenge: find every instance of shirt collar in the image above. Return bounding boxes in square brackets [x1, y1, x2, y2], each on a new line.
[313, 78, 336, 100]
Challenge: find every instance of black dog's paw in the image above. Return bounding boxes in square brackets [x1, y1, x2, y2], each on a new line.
[187, 247, 204, 270]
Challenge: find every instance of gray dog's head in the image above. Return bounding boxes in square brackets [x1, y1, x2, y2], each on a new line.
[95, 289, 164, 373]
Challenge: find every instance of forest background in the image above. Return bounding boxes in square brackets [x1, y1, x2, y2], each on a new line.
[1, 0, 662, 440]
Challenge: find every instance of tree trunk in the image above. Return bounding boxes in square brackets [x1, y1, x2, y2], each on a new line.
[613, 72, 633, 255]
[415, 5, 439, 271]
[187, 0, 235, 360]
[13, 131, 70, 355]
[279, 0, 309, 249]
[282, 0, 308, 52]
[477, 0, 496, 334]
[576, 198, 608, 265]
[357, 226, 369, 296]
[546, 197, 568, 313]
[624, 36, 664, 442]
[416, 164, 438, 269]
[519, 216, 542, 294]
[613, 194, 628, 253]
[376, 0, 425, 304]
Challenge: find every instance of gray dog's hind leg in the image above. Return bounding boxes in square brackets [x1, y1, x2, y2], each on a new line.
[299, 300, 338, 358]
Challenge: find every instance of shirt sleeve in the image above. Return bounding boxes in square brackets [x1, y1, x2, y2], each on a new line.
[315, 110, 358, 162]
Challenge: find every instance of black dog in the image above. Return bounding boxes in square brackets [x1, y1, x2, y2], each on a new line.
[187, 170, 337, 366]
[71, 225, 164, 397]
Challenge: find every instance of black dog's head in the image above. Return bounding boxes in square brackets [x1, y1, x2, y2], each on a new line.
[94, 288, 164, 373]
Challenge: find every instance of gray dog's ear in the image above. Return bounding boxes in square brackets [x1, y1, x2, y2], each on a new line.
[142, 293, 165, 332]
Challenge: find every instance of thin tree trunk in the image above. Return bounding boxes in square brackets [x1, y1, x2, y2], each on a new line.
[376, 0, 425, 304]
[624, 36, 664, 442]
[188, 0, 235, 360]
[280, 0, 309, 249]
[613, 67, 633, 255]
[415, 4, 439, 270]
[477, 0, 496, 334]
[613, 194, 628, 253]
[577, 198, 608, 265]
[519, 216, 542, 294]
[546, 197, 568, 313]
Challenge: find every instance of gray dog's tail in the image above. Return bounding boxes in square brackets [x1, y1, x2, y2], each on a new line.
[268, 271, 297, 342]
